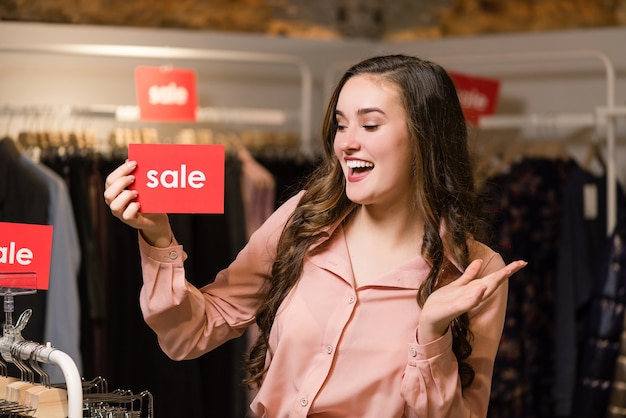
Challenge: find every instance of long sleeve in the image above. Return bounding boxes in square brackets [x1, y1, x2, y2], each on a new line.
[137, 188, 507, 417]
[401, 250, 507, 418]
[138, 192, 300, 360]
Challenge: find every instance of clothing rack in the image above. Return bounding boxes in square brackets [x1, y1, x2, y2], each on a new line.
[0, 104, 294, 126]
[325, 49, 625, 236]
[435, 50, 626, 237]
[3, 44, 624, 232]
[0, 43, 315, 157]
[0, 287, 83, 418]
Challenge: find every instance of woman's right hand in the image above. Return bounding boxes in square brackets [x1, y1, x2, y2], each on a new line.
[104, 160, 173, 247]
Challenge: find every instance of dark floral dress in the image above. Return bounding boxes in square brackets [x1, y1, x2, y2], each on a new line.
[481, 157, 577, 418]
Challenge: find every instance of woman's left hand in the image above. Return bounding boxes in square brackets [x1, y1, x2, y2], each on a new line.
[417, 259, 527, 344]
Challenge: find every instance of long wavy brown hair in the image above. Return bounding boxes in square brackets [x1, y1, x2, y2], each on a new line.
[243, 54, 487, 391]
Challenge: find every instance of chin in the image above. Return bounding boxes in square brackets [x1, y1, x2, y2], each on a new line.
[345, 191, 370, 205]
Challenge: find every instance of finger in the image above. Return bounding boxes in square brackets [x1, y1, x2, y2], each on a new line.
[479, 260, 527, 298]
[104, 160, 137, 189]
[109, 189, 139, 217]
[120, 201, 141, 223]
[455, 259, 484, 285]
[477, 259, 527, 284]
[499, 260, 527, 280]
[104, 160, 137, 190]
[104, 175, 136, 208]
[503, 259, 528, 280]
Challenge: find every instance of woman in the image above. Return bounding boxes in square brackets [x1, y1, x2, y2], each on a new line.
[104, 54, 526, 417]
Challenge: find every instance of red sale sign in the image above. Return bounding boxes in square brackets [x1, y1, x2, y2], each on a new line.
[0, 222, 53, 290]
[128, 143, 225, 214]
[449, 72, 500, 126]
[135, 66, 197, 122]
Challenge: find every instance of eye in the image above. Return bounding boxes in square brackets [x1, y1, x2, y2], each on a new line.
[363, 124, 379, 131]
[334, 117, 348, 132]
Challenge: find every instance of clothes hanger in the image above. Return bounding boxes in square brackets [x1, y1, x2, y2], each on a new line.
[82, 389, 154, 417]
[582, 130, 606, 173]
[0, 359, 19, 400]
[0, 109, 24, 158]
[2, 108, 15, 140]
[6, 342, 38, 406]
[24, 345, 68, 418]
[469, 132, 510, 183]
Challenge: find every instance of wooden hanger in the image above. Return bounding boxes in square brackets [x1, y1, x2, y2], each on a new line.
[5, 344, 38, 408]
[27, 385, 68, 417]
[582, 139, 606, 173]
[0, 360, 19, 401]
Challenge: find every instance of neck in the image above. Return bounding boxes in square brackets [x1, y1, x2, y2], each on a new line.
[350, 203, 424, 250]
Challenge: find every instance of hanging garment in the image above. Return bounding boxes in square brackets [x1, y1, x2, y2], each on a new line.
[255, 154, 320, 207]
[607, 211, 626, 418]
[42, 153, 108, 381]
[238, 147, 276, 239]
[0, 137, 49, 224]
[553, 166, 625, 416]
[0, 137, 49, 348]
[482, 156, 577, 418]
[574, 211, 626, 418]
[19, 155, 83, 384]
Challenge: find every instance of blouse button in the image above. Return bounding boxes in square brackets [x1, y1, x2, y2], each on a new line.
[325, 345, 333, 354]
[168, 251, 178, 260]
[300, 398, 308, 407]
[409, 347, 417, 357]
[348, 295, 355, 304]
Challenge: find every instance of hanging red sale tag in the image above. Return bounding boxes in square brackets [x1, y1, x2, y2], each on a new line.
[0, 222, 53, 290]
[449, 72, 500, 126]
[128, 143, 225, 214]
[135, 66, 198, 122]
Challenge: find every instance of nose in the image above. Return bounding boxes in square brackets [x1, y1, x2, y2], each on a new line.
[337, 129, 361, 153]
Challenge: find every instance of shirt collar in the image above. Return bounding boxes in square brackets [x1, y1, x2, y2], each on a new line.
[304, 203, 466, 287]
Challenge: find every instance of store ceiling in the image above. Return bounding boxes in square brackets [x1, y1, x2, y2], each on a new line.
[0, 0, 624, 41]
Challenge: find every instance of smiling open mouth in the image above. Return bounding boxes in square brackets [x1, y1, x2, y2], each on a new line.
[347, 160, 374, 173]
[346, 160, 374, 180]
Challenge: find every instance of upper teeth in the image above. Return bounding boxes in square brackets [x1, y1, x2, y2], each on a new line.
[347, 160, 374, 169]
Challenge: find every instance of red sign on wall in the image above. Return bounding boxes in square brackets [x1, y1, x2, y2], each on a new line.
[449, 72, 500, 126]
[135, 66, 198, 122]
[128, 143, 225, 214]
[0, 222, 53, 290]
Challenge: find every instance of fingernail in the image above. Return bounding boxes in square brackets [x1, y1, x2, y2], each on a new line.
[127, 160, 137, 169]
[128, 175, 135, 182]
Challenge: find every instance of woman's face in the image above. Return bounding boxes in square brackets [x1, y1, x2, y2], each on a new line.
[333, 74, 414, 209]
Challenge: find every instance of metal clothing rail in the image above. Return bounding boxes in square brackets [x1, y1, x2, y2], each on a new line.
[1, 341, 84, 418]
[0, 287, 83, 418]
[0, 43, 315, 157]
[0, 104, 295, 126]
[325, 49, 624, 236]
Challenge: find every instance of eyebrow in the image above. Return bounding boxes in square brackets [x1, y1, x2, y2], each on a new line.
[335, 107, 387, 117]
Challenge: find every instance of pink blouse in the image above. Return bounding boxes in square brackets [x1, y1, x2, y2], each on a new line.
[138, 192, 507, 418]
